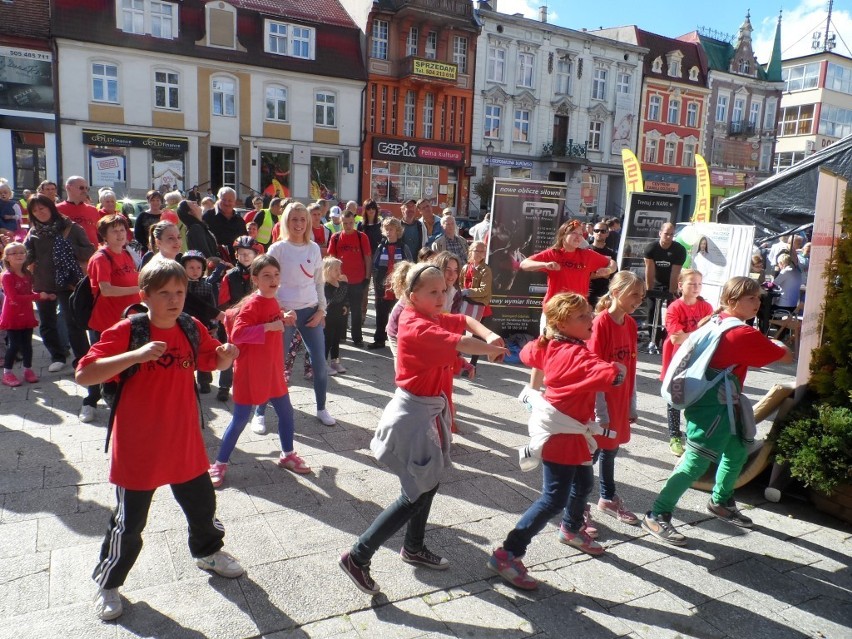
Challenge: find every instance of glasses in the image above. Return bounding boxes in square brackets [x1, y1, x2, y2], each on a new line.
[75, 185, 89, 190]
[593, 228, 609, 233]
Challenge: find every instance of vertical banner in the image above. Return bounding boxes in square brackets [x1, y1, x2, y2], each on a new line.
[486, 178, 567, 335]
[617, 192, 681, 275]
[692, 154, 711, 223]
[621, 148, 644, 199]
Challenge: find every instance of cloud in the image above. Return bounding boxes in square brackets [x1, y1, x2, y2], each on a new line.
[489, 0, 559, 23]
[753, 0, 852, 64]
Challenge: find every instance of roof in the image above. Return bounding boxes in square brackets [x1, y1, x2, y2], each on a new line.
[635, 28, 707, 87]
[229, 0, 358, 29]
[695, 34, 771, 81]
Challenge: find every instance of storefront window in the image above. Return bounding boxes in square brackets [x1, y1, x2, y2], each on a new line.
[88, 145, 127, 190]
[152, 148, 184, 192]
[371, 161, 439, 204]
[578, 172, 600, 216]
[260, 152, 291, 199]
[310, 155, 338, 201]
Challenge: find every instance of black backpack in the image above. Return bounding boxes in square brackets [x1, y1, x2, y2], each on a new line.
[69, 249, 113, 331]
[104, 310, 202, 452]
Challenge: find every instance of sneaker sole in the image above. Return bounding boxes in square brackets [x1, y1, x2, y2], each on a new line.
[95, 605, 123, 621]
[196, 560, 244, 578]
[486, 560, 538, 590]
[557, 536, 606, 556]
[598, 507, 640, 526]
[401, 556, 450, 571]
[707, 507, 754, 529]
[251, 426, 267, 435]
[641, 520, 688, 546]
[338, 558, 381, 595]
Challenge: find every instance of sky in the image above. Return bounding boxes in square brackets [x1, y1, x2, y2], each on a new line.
[494, 0, 852, 64]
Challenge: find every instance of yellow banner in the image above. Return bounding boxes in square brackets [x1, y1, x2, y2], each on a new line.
[621, 148, 643, 197]
[692, 154, 711, 223]
[412, 59, 458, 81]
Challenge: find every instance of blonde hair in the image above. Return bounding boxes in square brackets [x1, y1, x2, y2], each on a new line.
[322, 255, 342, 281]
[381, 216, 402, 237]
[468, 240, 486, 262]
[1, 241, 26, 271]
[717, 276, 761, 313]
[595, 270, 646, 313]
[139, 258, 185, 292]
[280, 202, 312, 244]
[164, 190, 182, 207]
[540, 293, 590, 345]
[679, 268, 702, 283]
[392, 261, 443, 300]
[777, 253, 793, 269]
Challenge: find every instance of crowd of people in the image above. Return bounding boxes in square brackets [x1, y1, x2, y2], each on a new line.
[0, 178, 793, 621]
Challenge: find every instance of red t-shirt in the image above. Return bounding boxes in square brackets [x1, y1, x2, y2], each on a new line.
[520, 338, 619, 464]
[395, 307, 465, 398]
[230, 293, 288, 405]
[660, 298, 714, 379]
[329, 230, 370, 283]
[77, 317, 220, 490]
[311, 225, 328, 247]
[57, 200, 100, 247]
[87, 249, 140, 332]
[709, 313, 787, 386]
[528, 247, 610, 303]
[0, 271, 39, 330]
[588, 311, 637, 448]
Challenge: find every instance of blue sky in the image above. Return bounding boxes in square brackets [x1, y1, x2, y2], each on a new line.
[495, 0, 852, 63]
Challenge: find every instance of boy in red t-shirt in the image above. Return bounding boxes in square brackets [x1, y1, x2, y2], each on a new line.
[76, 260, 243, 621]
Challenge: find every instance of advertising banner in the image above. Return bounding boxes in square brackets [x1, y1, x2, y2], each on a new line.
[0, 46, 53, 115]
[621, 148, 643, 199]
[692, 154, 711, 223]
[618, 192, 680, 276]
[89, 151, 125, 188]
[486, 178, 567, 335]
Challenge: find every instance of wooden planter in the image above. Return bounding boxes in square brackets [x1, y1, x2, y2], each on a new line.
[810, 483, 852, 524]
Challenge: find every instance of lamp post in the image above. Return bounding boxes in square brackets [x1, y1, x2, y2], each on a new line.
[486, 141, 494, 176]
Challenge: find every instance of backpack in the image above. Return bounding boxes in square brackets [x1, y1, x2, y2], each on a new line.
[53, 226, 85, 290]
[104, 310, 202, 452]
[69, 249, 113, 330]
[661, 315, 743, 410]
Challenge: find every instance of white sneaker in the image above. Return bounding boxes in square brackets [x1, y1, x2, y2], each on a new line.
[94, 587, 122, 620]
[48, 361, 65, 373]
[331, 359, 347, 374]
[250, 413, 267, 435]
[316, 408, 336, 426]
[196, 550, 244, 578]
[80, 405, 96, 423]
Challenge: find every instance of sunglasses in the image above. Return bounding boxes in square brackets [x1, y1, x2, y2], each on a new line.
[593, 228, 609, 233]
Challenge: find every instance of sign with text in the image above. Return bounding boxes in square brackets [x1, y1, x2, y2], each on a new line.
[486, 178, 567, 335]
[618, 192, 681, 276]
[83, 130, 188, 153]
[412, 58, 458, 82]
[0, 46, 54, 114]
[371, 137, 464, 167]
[645, 180, 679, 194]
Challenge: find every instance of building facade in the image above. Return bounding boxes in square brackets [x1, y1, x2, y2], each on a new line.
[595, 27, 710, 221]
[0, 0, 57, 193]
[52, 0, 366, 201]
[775, 51, 852, 172]
[340, 0, 480, 217]
[679, 13, 783, 211]
[472, 4, 646, 220]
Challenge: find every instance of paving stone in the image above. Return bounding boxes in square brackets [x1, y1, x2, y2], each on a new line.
[0, 552, 50, 617]
[0, 519, 38, 559]
[711, 556, 814, 613]
[519, 591, 633, 638]
[777, 594, 852, 639]
[37, 508, 106, 551]
[431, 588, 536, 638]
[348, 595, 452, 638]
[553, 554, 658, 608]
[696, 590, 811, 639]
[610, 590, 719, 639]
[1, 485, 77, 523]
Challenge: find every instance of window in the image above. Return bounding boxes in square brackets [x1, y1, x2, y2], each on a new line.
[151, 2, 174, 38]
[403, 91, 415, 136]
[265, 21, 314, 59]
[453, 36, 468, 74]
[774, 151, 808, 173]
[732, 97, 745, 123]
[587, 120, 603, 150]
[222, 148, 237, 189]
[517, 53, 534, 88]
[484, 104, 501, 138]
[651, 57, 662, 73]
[818, 104, 852, 138]
[212, 77, 235, 116]
[644, 137, 658, 163]
[118, 0, 177, 38]
[592, 67, 607, 100]
[265, 86, 287, 121]
[686, 102, 698, 127]
[555, 58, 572, 94]
[513, 109, 530, 142]
[760, 143, 772, 172]
[667, 99, 680, 125]
[407, 27, 419, 57]
[371, 19, 388, 60]
[310, 156, 338, 201]
[487, 47, 506, 83]
[371, 161, 439, 204]
[121, 0, 144, 34]
[154, 70, 179, 109]
[826, 62, 852, 95]
[92, 62, 119, 103]
[779, 104, 815, 136]
[688, 66, 699, 81]
[648, 95, 662, 121]
[782, 62, 820, 92]
[683, 142, 695, 168]
[764, 98, 777, 130]
[423, 93, 434, 138]
[617, 71, 631, 94]
[315, 92, 335, 127]
[738, 58, 750, 74]
[663, 140, 676, 165]
[715, 95, 728, 122]
[749, 101, 761, 127]
[425, 32, 437, 60]
[667, 57, 681, 77]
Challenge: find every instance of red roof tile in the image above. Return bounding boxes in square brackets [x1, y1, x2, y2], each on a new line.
[229, 0, 358, 29]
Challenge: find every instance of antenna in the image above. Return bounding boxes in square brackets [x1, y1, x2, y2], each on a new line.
[812, 0, 836, 52]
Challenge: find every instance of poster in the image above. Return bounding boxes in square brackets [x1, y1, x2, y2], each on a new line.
[692, 154, 711, 223]
[260, 152, 291, 199]
[89, 149, 125, 188]
[486, 178, 567, 335]
[0, 46, 53, 114]
[618, 192, 681, 276]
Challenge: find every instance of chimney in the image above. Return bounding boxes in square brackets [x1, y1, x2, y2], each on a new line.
[539, 6, 548, 22]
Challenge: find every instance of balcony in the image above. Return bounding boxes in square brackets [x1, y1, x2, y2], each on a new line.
[398, 56, 459, 85]
[542, 140, 588, 161]
[729, 120, 757, 137]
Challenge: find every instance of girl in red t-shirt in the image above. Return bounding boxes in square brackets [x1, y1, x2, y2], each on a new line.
[489, 293, 625, 591]
[660, 269, 713, 457]
[588, 272, 646, 532]
[208, 254, 299, 488]
[339, 261, 507, 596]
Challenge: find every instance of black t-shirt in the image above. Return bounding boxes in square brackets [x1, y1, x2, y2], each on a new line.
[588, 244, 617, 303]
[644, 240, 686, 288]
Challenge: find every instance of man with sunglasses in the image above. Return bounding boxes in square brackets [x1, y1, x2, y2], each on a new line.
[57, 176, 100, 247]
[588, 224, 617, 306]
[643, 223, 686, 347]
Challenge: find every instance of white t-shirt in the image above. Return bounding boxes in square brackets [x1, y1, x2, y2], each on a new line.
[268, 240, 325, 311]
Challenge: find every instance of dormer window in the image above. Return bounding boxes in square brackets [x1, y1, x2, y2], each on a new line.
[652, 57, 663, 73]
[205, 1, 236, 49]
[117, 0, 178, 39]
[265, 20, 315, 60]
[689, 66, 699, 81]
[738, 58, 751, 74]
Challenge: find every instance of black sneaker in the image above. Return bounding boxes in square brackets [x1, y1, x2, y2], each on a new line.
[642, 511, 687, 546]
[339, 551, 380, 594]
[216, 387, 230, 402]
[199, 383, 211, 394]
[400, 546, 450, 570]
[707, 499, 754, 528]
[367, 342, 386, 350]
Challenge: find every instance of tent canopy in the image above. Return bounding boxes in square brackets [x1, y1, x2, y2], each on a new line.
[717, 133, 852, 236]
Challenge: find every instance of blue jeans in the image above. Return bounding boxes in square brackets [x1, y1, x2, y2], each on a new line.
[503, 461, 593, 557]
[216, 394, 295, 464]
[350, 484, 439, 565]
[593, 447, 618, 501]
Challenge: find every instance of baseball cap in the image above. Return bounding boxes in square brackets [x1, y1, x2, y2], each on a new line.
[330, 206, 342, 218]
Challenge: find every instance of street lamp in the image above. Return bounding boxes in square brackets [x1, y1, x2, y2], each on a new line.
[485, 141, 494, 176]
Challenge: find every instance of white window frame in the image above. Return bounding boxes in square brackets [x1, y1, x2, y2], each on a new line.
[151, 1, 175, 39]
[265, 85, 288, 122]
[667, 99, 680, 125]
[484, 104, 502, 139]
[371, 19, 389, 60]
[826, 62, 852, 95]
[764, 98, 777, 130]
[644, 137, 658, 163]
[403, 91, 416, 137]
[425, 32, 437, 60]
[290, 25, 313, 59]
[592, 67, 607, 101]
[779, 104, 815, 136]
[407, 27, 419, 57]
[732, 97, 745, 123]
[782, 62, 820, 92]
[154, 69, 179, 110]
[116, 0, 178, 39]
[517, 52, 534, 89]
[555, 58, 572, 94]
[423, 93, 434, 138]
[683, 142, 695, 168]
[667, 58, 681, 77]
[686, 102, 699, 128]
[587, 120, 603, 150]
[92, 61, 120, 104]
[315, 91, 336, 128]
[663, 140, 676, 165]
[513, 109, 530, 142]
[212, 76, 236, 117]
[818, 104, 852, 138]
[715, 94, 729, 122]
[264, 20, 314, 59]
[617, 71, 631, 94]
[648, 95, 662, 121]
[748, 101, 762, 127]
[119, 0, 144, 34]
[453, 36, 468, 74]
[487, 46, 506, 83]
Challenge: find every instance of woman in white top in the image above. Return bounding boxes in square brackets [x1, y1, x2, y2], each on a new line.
[691, 236, 712, 278]
[266, 202, 335, 426]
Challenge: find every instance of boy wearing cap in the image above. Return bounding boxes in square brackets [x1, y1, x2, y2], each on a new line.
[325, 206, 343, 235]
[181, 250, 226, 393]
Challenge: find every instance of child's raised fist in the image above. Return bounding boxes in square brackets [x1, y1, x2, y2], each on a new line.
[136, 341, 167, 363]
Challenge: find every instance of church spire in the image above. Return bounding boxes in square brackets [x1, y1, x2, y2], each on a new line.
[765, 11, 783, 82]
[736, 10, 754, 47]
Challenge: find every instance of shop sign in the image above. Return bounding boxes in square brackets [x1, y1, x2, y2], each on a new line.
[645, 180, 679, 194]
[412, 58, 458, 82]
[485, 157, 534, 169]
[710, 169, 745, 187]
[0, 46, 54, 114]
[83, 129, 188, 153]
[372, 137, 464, 167]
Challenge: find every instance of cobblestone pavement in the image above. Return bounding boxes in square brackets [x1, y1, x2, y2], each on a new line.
[0, 320, 849, 639]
